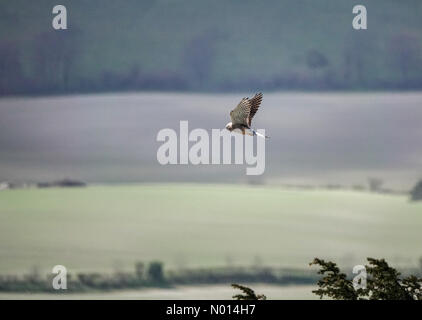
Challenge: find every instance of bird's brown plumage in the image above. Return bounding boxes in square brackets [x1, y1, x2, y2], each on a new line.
[230, 93, 263, 128]
[247, 92, 263, 127]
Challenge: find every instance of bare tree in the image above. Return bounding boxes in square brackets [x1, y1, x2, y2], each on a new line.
[389, 32, 422, 85]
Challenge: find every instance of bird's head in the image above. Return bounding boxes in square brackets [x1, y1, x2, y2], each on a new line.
[225, 122, 233, 131]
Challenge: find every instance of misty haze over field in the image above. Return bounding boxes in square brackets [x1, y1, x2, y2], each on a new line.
[0, 92, 420, 190]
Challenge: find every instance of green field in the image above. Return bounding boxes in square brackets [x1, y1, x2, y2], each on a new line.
[0, 184, 421, 275]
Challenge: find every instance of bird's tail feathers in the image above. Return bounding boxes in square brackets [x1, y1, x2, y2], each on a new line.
[252, 130, 270, 139]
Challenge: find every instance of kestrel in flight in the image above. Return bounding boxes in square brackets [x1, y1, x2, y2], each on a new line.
[225, 92, 269, 139]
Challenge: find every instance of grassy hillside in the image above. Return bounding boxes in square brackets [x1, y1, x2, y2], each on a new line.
[1, 0, 422, 94]
[0, 184, 421, 274]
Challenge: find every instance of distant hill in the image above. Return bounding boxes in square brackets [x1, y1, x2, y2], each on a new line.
[1, 0, 422, 95]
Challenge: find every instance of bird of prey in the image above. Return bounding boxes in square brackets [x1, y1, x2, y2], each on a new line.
[225, 92, 269, 139]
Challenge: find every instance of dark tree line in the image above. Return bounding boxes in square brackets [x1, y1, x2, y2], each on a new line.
[1, 29, 422, 95]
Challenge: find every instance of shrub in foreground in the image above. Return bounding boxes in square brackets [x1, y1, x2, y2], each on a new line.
[310, 257, 422, 300]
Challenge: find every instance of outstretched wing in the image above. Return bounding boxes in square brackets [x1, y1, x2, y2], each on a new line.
[230, 98, 251, 126]
[247, 92, 263, 127]
[230, 93, 263, 127]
